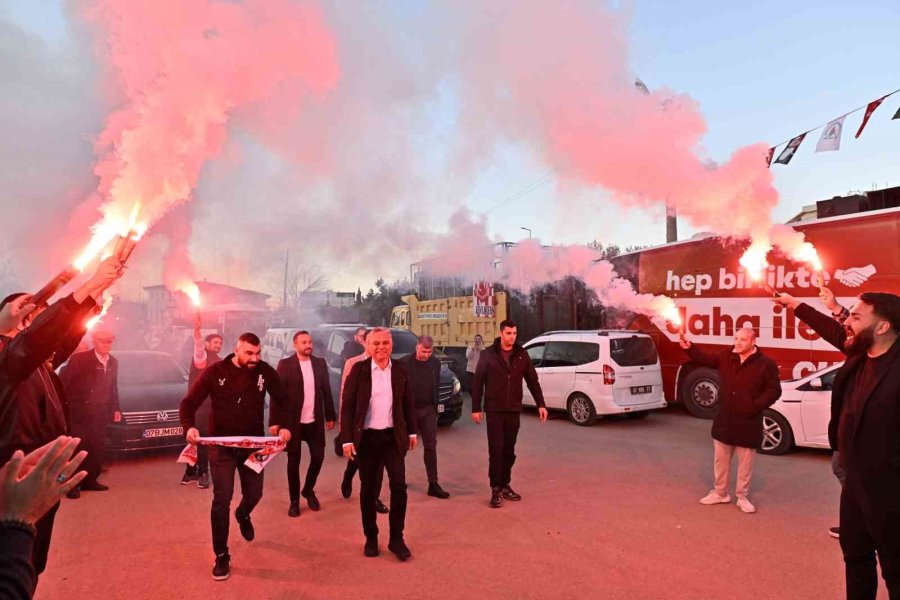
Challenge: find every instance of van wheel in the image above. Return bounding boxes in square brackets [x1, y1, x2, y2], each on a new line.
[567, 394, 597, 426]
[681, 367, 720, 419]
[760, 409, 794, 455]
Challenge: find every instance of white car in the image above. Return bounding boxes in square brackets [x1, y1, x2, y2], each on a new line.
[521, 330, 667, 425]
[760, 362, 842, 455]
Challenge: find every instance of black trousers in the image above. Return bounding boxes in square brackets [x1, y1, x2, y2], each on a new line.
[184, 444, 209, 476]
[70, 412, 108, 485]
[486, 411, 520, 489]
[416, 405, 439, 483]
[357, 428, 407, 541]
[209, 447, 264, 556]
[840, 475, 900, 599]
[32, 501, 59, 577]
[287, 422, 325, 501]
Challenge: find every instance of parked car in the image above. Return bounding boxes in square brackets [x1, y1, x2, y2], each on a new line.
[759, 362, 841, 455]
[521, 330, 667, 426]
[264, 325, 463, 426]
[104, 351, 189, 451]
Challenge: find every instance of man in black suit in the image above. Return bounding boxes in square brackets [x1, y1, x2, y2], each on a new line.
[775, 291, 900, 600]
[60, 327, 121, 497]
[276, 330, 335, 517]
[341, 328, 418, 561]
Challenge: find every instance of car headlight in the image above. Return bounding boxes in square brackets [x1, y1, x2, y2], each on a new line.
[452, 375, 461, 396]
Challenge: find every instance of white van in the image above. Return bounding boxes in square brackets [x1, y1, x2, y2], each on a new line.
[522, 330, 666, 425]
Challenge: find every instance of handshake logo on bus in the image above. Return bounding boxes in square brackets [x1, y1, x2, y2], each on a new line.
[832, 264, 876, 288]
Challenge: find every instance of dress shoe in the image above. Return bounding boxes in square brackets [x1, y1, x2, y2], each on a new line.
[428, 482, 450, 499]
[302, 490, 320, 511]
[66, 487, 81, 499]
[364, 537, 379, 557]
[341, 477, 352, 499]
[288, 501, 301, 518]
[388, 539, 412, 562]
[490, 487, 503, 508]
[81, 481, 109, 492]
[501, 486, 521, 501]
[235, 509, 255, 541]
[375, 498, 389, 514]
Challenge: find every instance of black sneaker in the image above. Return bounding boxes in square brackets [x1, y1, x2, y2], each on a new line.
[375, 498, 389, 514]
[81, 481, 109, 492]
[364, 537, 379, 557]
[288, 501, 301, 518]
[388, 538, 412, 562]
[302, 490, 321, 511]
[428, 482, 450, 499]
[490, 487, 503, 508]
[235, 510, 255, 541]
[829, 527, 840, 539]
[212, 553, 230, 581]
[501, 486, 522, 501]
[197, 472, 210, 489]
[181, 470, 197, 485]
[66, 486, 81, 500]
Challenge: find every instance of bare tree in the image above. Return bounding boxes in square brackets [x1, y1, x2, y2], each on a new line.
[271, 258, 328, 308]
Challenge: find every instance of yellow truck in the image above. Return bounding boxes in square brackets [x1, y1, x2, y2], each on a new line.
[389, 291, 508, 350]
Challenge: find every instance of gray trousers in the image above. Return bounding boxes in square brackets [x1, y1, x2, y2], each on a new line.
[416, 405, 439, 483]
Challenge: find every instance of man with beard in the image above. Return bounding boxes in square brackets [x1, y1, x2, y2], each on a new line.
[180, 333, 291, 581]
[680, 328, 782, 514]
[340, 326, 367, 366]
[774, 291, 900, 600]
[276, 330, 334, 517]
[471, 320, 548, 509]
[181, 313, 222, 489]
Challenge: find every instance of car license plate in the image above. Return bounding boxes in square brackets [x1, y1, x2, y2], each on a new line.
[143, 427, 183, 438]
[630, 386, 652, 395]
[437, 404, 445, 413]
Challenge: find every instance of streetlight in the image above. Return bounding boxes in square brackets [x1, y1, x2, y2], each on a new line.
[521, 227, 532, 239]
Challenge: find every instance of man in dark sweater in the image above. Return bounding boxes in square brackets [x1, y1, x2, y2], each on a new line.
[774, 291, 900, 600]
[471, 320, 547, 508]
[680, 327, 781, 514]
[181, 313, 222, 488]
[399, 335, 450, 499]
[179, 332, 290, 581]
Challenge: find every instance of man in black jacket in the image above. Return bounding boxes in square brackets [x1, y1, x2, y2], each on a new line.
[680, 327, 781, 514]
[59, 327, 121, 497]
[399, 335, 450, 499]
[181, 313, 222, 488]
[341, 328, 418, 561]
[471, 320, 547, 509]
[773, 291, 900, 600]
[0, 256, 122, 580]
[276, 330, 335, 517]
[180, 332, 291, 581]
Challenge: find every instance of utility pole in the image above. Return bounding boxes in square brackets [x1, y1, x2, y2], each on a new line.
[282, 249, 289, 308]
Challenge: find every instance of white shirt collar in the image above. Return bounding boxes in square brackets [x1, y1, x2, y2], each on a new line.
[371, 358, 392, 371]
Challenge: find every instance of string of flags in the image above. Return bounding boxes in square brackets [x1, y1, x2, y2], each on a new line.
[767, 87, 900, 167]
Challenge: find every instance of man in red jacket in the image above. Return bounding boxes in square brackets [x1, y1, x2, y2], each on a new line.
[471, 320, 547, 509]
[680, 327, 782, 514]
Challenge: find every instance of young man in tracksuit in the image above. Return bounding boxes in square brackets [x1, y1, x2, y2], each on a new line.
[471, 320, 547, 508]
[180, 332, 291, 581]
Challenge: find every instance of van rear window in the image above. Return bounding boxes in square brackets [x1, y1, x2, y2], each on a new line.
[542, 342, 599, 368]
[609, 337, 658, 367]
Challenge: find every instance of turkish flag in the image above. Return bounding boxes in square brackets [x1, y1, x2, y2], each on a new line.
[765, 147, 775, 167]
[855, 96, 887, 138]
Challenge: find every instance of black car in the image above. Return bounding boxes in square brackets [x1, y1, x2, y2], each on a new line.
[104, 351, 190, 451]
[305, 325, 463, 426]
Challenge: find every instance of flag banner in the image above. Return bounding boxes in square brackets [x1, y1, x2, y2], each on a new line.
[855, 96, 887, 138]
[473, 282, 496, 318]
[765, 147, 775, 167]
[177, 436, 286, 473]
[815, 116, 846, 152]
[774, 133, 806, 165]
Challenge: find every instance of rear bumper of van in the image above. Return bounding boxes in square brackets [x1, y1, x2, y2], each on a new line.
[597, 398, 668, 415]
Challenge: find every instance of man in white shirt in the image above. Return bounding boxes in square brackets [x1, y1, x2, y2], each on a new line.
[341, 328, 418, 561]
[276, 331, 335, 517]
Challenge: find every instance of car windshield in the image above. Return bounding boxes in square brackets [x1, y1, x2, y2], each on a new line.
[390, 330, 418, 358]
[118, 354, 187, 385]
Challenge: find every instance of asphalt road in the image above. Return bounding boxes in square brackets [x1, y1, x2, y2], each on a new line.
[37, 399, 862, 600]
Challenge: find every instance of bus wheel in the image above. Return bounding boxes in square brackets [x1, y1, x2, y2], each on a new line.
[567, 393, 597, 426]
[681, 368, 720, 419]
[760, 409, 794, 455]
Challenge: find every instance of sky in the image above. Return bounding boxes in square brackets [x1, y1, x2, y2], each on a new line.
[1, 0, 898, 298]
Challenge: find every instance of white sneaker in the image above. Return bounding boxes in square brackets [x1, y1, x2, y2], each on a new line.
[736, 497, 756, 513]
[699, 491, 731, 505]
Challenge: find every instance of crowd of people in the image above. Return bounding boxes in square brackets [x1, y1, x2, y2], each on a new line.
[0, 251, 898, 599]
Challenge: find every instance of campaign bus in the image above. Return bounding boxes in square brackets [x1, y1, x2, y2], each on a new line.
[609, 205, 900, 418]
